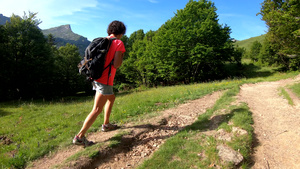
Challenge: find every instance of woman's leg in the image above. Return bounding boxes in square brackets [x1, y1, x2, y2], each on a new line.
[77, 92, 107, 138]
[103, 94, 115, 125]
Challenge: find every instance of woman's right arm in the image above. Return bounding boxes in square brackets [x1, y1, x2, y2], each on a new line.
[113, 51, 124, 69]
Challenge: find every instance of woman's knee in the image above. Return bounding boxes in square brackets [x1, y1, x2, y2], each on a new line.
[91, 107, 102, 116]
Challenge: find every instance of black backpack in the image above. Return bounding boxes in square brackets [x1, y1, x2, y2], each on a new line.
[78, 37, 116, 82]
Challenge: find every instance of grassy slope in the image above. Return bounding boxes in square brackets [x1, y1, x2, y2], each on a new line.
[235, 34, 266, 51]
[1, 64, 299, 168]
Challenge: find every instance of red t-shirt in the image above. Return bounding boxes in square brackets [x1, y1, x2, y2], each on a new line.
[95, 37, 125, 86]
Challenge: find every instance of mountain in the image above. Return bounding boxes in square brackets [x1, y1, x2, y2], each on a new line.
[0, 14, 90, 56]
[42, 24, 90, 56]
[0, 14, 10, 25]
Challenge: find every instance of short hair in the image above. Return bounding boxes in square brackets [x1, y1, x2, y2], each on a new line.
[107, 20, 126, 35]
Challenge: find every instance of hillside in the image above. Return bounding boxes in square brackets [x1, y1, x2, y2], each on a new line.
[235, 34, 266, 51]
[42, 24, 90, 56]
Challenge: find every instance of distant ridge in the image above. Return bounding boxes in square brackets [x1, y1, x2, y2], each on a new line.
[0, 14, 10, 25]
[43, 24, 82, 41]
[1, 13, 90, 56]
[42, 24, 90, 56]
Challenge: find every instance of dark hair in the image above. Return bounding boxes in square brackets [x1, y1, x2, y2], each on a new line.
[107, 20, 126, 35]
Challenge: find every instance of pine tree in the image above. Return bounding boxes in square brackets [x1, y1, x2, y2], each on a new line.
[259, 0, 300, 70]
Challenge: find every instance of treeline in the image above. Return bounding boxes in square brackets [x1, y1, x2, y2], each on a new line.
[243, 0, 300, 70]
[2, 0, 265, 101]
[0, 13, 88, 101]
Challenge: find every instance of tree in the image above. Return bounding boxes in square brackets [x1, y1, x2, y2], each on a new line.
[119, 30, 146, 86]
[259, 0, 300, 70]
[120, 35, 129, 57]
[2, 12, 55, 99]
[232, 46, 245, 66]
[249, 41, 262, 62]
[257, 40, 274, 66]
[126, 29, 145, 55]
[0, 24, 12, 100]
[54, 43, 82, 95]
[153, 0, 235, 83]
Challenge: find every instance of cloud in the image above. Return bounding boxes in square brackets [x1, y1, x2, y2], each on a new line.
[0, 0, 98, 28]
[148, 0, 159, 3]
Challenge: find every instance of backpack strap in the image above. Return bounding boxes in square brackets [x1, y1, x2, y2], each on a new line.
[105, 37, 117, 85]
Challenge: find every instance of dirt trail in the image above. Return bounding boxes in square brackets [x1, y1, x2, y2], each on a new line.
[28, 91, 223, 169]
[238, 75, 300, 169]
[28, 75, 300, 169]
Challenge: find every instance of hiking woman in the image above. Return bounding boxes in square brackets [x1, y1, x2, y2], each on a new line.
[73, 20, 126, 146]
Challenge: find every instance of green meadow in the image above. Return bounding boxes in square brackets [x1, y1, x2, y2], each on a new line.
[1, 64, 299, 168]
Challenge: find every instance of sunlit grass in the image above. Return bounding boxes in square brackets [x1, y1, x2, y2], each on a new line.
[234, 34, 266, 51]
[289, 82, 300, 98]
[0, 69, 299, 168]
[139, 87, 254, 168]
[279, 87, 294, 106]
[0, 80, 238, 168]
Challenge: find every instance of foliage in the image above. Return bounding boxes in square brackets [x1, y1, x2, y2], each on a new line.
[0, 12, 90, 101]
[1, 0, 278, 101]
[152, 0, 236, 84]
[249, 41, 262, 62]
[120, 30, 158, 87]
[243, 38, 277, 67]
[257, 40, 275, 66]
[0, 24, 10, 99]
[54, 43, 84, 95]
[259, 0, 300, 70]
[234, 34, 266, 52]
[117, 0, 239, 88]
[232, 46, 245, 68]
[0, 12, 55, 100]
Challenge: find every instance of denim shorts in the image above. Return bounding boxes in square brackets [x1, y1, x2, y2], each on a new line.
[92, 81, 114, 95]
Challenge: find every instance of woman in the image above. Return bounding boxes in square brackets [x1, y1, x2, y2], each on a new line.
[73, 20, 126, 146]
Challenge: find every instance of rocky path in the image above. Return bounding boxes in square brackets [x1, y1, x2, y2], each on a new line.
[238, 75, 300, 169]
[28, 91, 223, 169]
[28, 75, 300, 169]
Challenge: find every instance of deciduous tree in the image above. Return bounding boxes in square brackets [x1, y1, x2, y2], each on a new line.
[153, 0, 235, 83]
[2, 12, 54, 99]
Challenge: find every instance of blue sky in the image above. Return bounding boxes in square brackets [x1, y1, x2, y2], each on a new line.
[0, 0, 267, 41]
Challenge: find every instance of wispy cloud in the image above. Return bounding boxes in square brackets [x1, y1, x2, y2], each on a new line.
[218, 13, 245, 19]
[148, 0, 159, 3]
[0, 0, 98, 28]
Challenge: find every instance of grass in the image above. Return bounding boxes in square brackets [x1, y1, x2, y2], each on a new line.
[139, 87, 254, 168]
[279, 87, 294, 106]
[0, 80, 237, 168]
[289, 82, 300, 98]
[57, 131, 130, 168]
[0, 67, 299, 168]
[235, 34, 266, 51]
